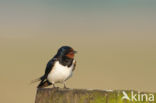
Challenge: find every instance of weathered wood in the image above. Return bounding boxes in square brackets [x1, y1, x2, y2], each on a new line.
[35, 88, 156, 103]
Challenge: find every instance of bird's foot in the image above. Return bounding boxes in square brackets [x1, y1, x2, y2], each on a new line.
[52, 84, 57, 88]
[64, 85, 69, 89]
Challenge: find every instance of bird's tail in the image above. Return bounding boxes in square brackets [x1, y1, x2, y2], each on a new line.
[30, 78, 40, 84]
[30, 76, 44, 84]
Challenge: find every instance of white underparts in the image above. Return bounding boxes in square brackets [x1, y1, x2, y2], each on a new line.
[47, 60, 75, 84]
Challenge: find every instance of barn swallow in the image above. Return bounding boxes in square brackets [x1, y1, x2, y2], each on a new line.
[33, 46, 77, 88]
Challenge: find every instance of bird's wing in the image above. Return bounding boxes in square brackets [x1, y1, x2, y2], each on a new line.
[44, 58, 57, 78]
[72, 60, 76, 71]
[36, 58, 57, 88]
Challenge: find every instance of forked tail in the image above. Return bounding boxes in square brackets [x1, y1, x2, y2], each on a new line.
[30, 77, 41, 84]
[30, 76, 45, 84]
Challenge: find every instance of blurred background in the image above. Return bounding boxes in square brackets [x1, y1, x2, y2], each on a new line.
[0, 0, 156, 103]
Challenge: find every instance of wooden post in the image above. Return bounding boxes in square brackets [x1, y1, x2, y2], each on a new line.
[35, 88, 156, 103]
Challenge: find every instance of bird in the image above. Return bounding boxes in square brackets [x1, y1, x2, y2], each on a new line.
[32, 46, 77, 88]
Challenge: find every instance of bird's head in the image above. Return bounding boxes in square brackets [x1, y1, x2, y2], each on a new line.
[57, 46, 77, 59]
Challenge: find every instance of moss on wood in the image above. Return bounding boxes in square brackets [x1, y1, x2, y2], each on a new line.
[35, 88, 155, 103]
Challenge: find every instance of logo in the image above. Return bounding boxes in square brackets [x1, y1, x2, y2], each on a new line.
[122, 91, 154, 102]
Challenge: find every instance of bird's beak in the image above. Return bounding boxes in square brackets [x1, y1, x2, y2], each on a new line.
[73, 50, 77, 54]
